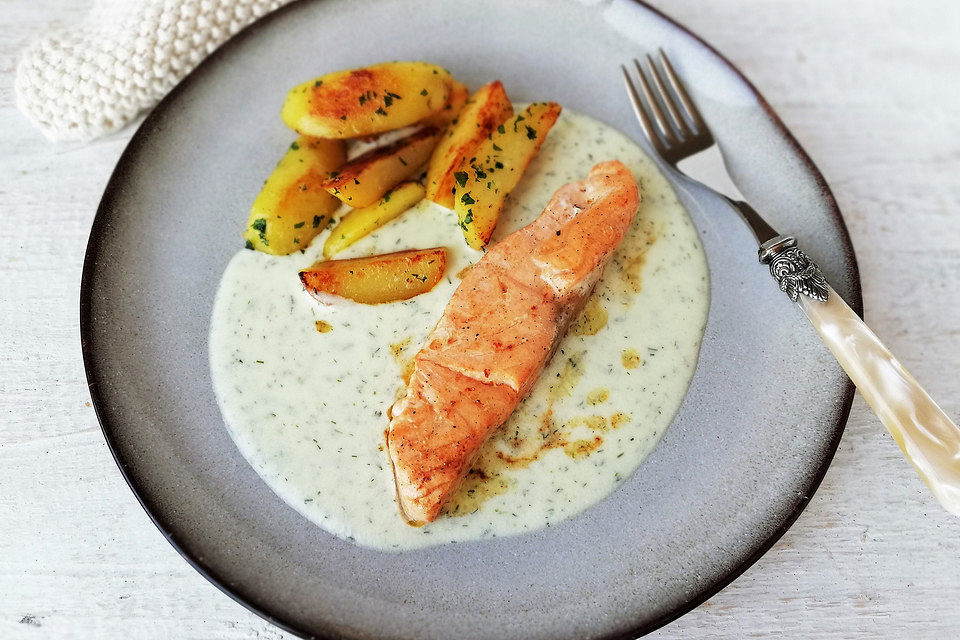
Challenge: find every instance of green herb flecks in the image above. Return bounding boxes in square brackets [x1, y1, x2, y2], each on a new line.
[460, 209, 474, 231]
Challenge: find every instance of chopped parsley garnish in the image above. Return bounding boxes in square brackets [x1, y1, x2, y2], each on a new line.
[314, 80, 322, 87]
[453, 171, 469, 187]
[383, 190, 392, 203]
[293, 221, 305, 228]
[420, 88, 428, 96]
[251, 218, 267, 233]
[460, 210, 474, 230]
[460, 192, 476, 205]
[494, 161, 504, 169]
[244, 240, 254, 250]
[375, 107, 388, 116]
[384, 95, 394, 107]
[525, 125, 537, 140]
[290, 141, 300, 150]
[497, 124, 506, 134]
[312, 215, 323, 228]
[492, 143, 502, 151]
[398, 156, 407, 166]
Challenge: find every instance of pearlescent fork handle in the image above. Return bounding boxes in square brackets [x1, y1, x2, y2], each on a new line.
[799, 287, 960, 515]
[759, 235, 960, 515]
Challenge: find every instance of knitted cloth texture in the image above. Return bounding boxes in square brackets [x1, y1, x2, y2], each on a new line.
[16, 0, 292, 142]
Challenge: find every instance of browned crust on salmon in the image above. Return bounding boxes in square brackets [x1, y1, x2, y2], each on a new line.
[387, 162, 640, 523]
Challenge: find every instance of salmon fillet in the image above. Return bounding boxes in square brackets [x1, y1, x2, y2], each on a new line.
[387, 161, 641, 524]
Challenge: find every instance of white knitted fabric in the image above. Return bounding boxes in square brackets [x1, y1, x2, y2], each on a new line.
[16, 0, 292, 142]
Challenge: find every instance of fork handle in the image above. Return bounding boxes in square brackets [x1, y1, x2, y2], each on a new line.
[760, 236, 960, 516]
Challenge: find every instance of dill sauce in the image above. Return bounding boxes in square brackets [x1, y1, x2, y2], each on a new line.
[209, 110, 709, 551]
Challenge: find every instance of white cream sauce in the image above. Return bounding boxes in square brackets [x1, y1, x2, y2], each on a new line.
[209, 109, 710, 551]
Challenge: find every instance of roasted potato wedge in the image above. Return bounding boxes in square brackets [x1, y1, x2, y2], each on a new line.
[422, 81, 470, 129]
[322, 127, 440, 208]
[454, 102, 562, 249]
[243, 137, 346, 255]
[425, 81, 513, 208]
[323, 181, 425, 258]
[281, 62, 453, 138]
[300, 247, 448, 305]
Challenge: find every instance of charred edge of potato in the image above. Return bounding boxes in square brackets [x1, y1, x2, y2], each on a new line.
[425, 81, 513, 208]
[282, 62, 453, 138]
[321, 127, 440, 192]
[299, 247, 448, 305]
[454, 102, 562, 249]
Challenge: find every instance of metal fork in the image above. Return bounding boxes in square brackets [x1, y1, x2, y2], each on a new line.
[622, 52, 960, 518]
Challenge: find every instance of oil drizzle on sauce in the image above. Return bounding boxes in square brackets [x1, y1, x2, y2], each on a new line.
[442, 467, 512, 517]
[570, 295, 608, 336]
[614, 218, 660, 300]
[621, 348, 642, 369]
[586, 387, 609, 405]
[389, 337, 415, 385]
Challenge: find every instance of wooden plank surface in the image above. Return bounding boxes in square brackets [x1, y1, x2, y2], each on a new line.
[1, 0, 958, 638]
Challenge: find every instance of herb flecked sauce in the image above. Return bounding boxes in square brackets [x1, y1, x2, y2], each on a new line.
[209, 109, 710, 551]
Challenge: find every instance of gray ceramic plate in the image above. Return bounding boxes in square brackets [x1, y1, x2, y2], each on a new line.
[81, 0, 861, 638]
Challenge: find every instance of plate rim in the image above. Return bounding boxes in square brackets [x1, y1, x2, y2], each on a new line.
[79, 0, 862, 638]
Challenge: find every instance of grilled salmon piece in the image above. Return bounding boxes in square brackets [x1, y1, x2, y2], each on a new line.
[387, 161, 640, 524]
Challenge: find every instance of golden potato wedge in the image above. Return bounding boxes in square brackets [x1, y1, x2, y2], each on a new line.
[323, 181, 425, 258]
[243, 136, 346, 255]
[425, 81, 513, 208]
[421, 81, 470, 129]
[281, 62, 453, 138]
[454, 102, 562, 249]
[322, 127, 440, 208]
[300, 247, 448, 305]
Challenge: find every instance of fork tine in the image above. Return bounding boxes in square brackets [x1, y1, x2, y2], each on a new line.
[620, 64, 667, 158]
[658, 49, 708, 135]
[645, 54, 692, 139]
[632, 59, 680, 146]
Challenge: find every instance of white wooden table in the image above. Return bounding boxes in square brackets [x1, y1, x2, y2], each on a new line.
[2, 0, 959, 638]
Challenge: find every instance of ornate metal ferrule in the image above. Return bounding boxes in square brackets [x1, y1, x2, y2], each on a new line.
[758, 235, 829, 303]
